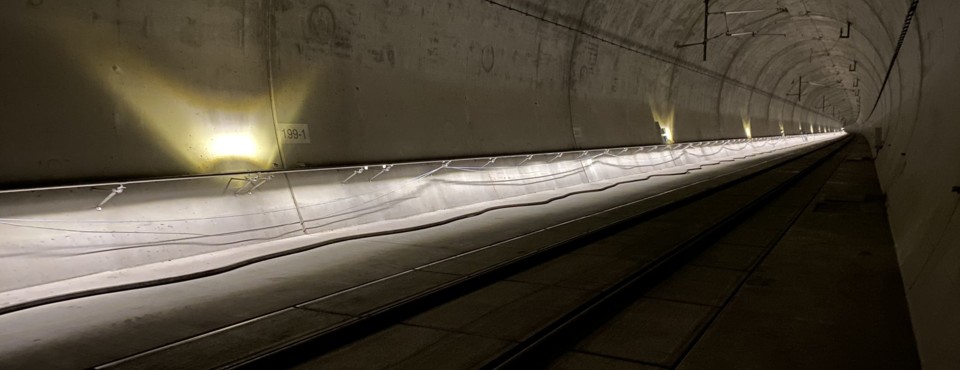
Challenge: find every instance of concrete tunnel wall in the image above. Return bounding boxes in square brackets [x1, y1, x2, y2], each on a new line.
[5, 0, 959, 368]
[0, 1, 857, 289]
[855, 1, 960, 369]
[0, 0, 846, 188]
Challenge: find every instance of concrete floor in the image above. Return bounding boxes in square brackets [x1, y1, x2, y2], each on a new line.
[677, 136, 919, 369]
[544, 136, 919, 369]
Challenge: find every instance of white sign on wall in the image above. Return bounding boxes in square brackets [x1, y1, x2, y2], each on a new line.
[278, 124, 311, 144]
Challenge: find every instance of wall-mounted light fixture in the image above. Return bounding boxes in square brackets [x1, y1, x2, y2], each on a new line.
[659, 124, 671, 145]
[209, 134, 258, 160]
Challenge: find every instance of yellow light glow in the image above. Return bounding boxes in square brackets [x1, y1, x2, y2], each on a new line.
[650, 98, 676, 144]
[661, 127, 673, 144]
[740, 109, 752, 139]
[210, 134, 258, 159]
[24, 15, 321, 173]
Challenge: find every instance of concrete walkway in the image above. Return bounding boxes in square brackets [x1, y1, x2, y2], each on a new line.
[676, 135, 920, 369]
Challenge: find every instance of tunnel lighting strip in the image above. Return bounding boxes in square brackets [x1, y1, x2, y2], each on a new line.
[0, 136, 793, 196]
[0, 133, 844, 317]
[0, 137, 828, 243]
[3, 135, 839, 241]
[866, 0, 920, 121]
[0, 138, 832, 255]
[15, 138, 745, 224]
[0, 135, 820, 237]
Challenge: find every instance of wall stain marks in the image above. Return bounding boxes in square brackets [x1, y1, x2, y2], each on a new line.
[179, 16, 201, 47]
[366, 45, 396, 67]
[291, 2, 352, 60]
[385, 45, 395, 66]
[306, 4, 335, 41]
[481, 45, 495, 72]
[426, 35, 440, 57]
[140, 15, 151, 38]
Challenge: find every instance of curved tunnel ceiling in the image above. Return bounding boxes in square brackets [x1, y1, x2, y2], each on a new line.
[507, 0, 911, 126]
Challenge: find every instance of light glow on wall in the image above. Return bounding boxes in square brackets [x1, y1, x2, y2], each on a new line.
[210, 134, 259, 160]
[26, 14, 321, 173]
[740, 109, 752, 139]
[650, 99, 676, 144]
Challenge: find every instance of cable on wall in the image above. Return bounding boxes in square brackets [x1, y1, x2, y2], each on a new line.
[866, 0, 920, 122]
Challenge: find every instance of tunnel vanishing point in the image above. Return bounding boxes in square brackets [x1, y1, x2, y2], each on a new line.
[1, 1, 958, 369]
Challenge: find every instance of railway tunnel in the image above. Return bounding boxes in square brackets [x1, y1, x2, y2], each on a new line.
[0, 0, 957, 368]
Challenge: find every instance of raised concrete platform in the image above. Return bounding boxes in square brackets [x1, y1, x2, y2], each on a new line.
[4, 135, 916, 370]
[0, 137, 836, 369]
[0, 134, 918, 369]
[1, 135, 833, 309]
